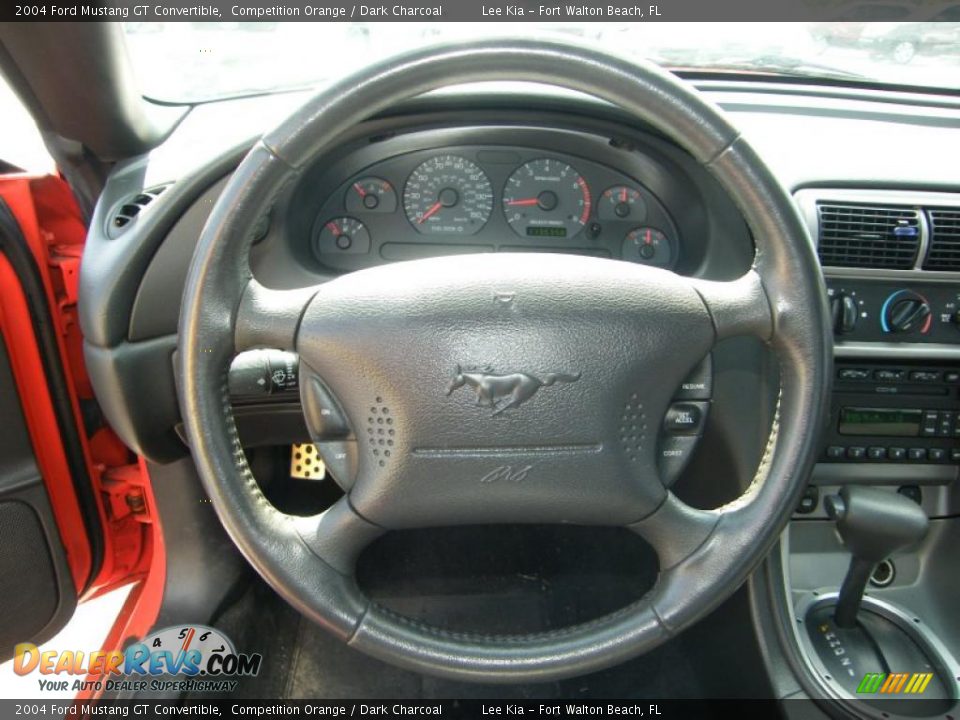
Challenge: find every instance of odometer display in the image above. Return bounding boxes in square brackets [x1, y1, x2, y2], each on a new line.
[503, 158, 591, 240]
[403, 155, 493, 236]
[526, 227, 567, 238]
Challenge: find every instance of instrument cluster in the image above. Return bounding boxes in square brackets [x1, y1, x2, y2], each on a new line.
[311, 145, 681, 274]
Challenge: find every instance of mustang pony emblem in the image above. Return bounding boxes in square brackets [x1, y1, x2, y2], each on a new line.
[446, 365, 581, 415]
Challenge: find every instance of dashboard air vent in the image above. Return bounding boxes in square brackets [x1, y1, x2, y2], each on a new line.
[108, 184, 170, 237]
[816, 202, 920, 269]
[924, 209, 960, 271]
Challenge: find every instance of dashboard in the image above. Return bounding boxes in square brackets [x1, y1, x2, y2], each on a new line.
[261, 120, 749, 287]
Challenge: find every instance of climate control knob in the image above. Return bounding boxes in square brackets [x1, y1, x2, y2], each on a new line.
[830, 293, 858, 335]
[881, 290, 932, 335]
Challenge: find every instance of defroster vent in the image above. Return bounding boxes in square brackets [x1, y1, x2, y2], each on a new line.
[817, 202, 920, 269]
[924, 209, 960, 271]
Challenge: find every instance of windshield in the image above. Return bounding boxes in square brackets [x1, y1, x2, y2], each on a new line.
[124, 21, 960, 103]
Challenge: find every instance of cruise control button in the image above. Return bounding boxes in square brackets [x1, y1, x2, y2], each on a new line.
[658, 435, 699, 487]
[663, 402, 708, 435]
[674, 356, 713, 400]
[315, 440, 358, 489]
[888, 447, 907, 461]
[908, 447, 927, 461]
[301, 376, 351, 439]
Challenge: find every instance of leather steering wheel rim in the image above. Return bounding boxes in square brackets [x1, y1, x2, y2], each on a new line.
[178, 39, 832, 683]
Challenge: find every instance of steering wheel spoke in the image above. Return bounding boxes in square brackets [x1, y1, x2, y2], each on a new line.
[628, 494, 720, 571]
[292, 496, 384, 576]
[689, 270, 773, 344]
[234, 278, 318, 353]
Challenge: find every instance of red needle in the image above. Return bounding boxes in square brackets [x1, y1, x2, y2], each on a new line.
[418, 201, 443, 224]
[353, 182, 366, 197]
[506, 198, 540, 207]
[621, 188, 627, 203]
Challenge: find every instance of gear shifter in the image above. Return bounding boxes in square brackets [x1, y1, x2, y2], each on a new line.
[824, 486, 928, 628]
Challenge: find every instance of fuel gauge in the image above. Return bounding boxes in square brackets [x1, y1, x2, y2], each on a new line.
[599, 185, 647, 222]
[345, 177, 397, 214]
[623, 227, 674, 268]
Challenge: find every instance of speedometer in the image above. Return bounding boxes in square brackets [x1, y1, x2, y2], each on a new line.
[403, 155, 493, 235]
[502, 158, 591, 239]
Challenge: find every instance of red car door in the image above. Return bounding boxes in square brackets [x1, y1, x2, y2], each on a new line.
[0, 173, 162, 667]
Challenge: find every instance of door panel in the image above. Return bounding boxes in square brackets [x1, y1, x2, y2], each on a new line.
[0, 334, 76, 655]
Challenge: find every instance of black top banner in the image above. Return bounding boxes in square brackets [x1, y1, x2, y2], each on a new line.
[5, 0, 956, 22]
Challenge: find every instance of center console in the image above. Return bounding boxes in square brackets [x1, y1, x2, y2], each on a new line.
[778, 190, 960, 715]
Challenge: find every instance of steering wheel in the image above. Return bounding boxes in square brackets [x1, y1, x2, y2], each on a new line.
[178, 39, 831, 682]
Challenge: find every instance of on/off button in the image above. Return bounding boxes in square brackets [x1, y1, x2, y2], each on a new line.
[664, 402, 708, 435]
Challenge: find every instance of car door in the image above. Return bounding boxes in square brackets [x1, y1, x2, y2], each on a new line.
[0, 173, 155, 662]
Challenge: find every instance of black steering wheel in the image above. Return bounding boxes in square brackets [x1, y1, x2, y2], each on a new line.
[178, 39, 831, 683]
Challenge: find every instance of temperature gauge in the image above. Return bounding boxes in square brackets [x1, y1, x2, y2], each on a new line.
[623, 227, 674, 268]
[314, 217, 371, 258]
[599, 185, 647, 222]
[345, 177, 397, 214]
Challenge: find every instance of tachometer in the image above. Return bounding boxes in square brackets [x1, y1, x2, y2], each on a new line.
[502, 159, 591, 239]
[403, 155, 493, 235]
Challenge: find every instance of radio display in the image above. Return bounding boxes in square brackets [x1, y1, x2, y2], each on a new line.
[839, 407, 923, 437]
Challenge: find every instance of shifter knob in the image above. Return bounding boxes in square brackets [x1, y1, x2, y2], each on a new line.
[825, 486, 928, 628]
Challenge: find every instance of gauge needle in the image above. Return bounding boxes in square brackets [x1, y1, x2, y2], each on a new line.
[353, 182, 366, 197]
[505, 198, 540, 207]
[418, 201, 443, 224]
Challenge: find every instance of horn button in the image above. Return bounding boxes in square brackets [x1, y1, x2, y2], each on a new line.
[295, 254, 714, 529]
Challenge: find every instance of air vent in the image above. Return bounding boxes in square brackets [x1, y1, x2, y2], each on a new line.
[924, 209, 960, 271]
[816, 202, 920, 269]
[108, 184, 170, 237]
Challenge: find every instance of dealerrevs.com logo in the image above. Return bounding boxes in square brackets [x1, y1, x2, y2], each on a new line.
[14, 625, 262, 694]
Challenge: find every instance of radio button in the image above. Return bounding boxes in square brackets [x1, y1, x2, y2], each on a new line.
[945, 371, 960, 384]
[922, 410, 939, 436]
[908, 448, 928, 461]
[888, 447, 907, 461]
[928, 448, 947, 462]
[839, 368, 871, 381]
[874, 369, 905, 382]
[847, 446, 866, 460]
[950, 448, 960, 462]
[826, 445, 846, 460]
[909, 370, 941, 383]
[867, 446, 887, 460]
